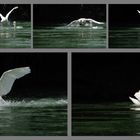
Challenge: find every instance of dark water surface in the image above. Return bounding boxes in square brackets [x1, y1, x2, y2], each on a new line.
[0, 22, 31, 48]
[0, 97, 67, 136]
[109, 27, 140, 48]
[72, 102, 140, 136]
[34, 25, 106, 48]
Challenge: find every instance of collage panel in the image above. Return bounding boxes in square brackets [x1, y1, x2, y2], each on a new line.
[72, 53, 140, 136]
[33, 4, 106, 48]
[0, 4, 31, 48]
[0, 53, 67, 136]
[109, 4, 140, 48]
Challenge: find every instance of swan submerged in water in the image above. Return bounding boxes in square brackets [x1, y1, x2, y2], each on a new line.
[0, 67, 31, 105]
[129, 90, 140, 105]
[67, 18, 104, 27]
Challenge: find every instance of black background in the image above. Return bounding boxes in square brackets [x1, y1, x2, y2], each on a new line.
[0, 4, 31, 22]
[72, 53, 140, 104]
[34, 4, 106, 27]
[0, 53, 67, 100]
[109, 4, 140, 27]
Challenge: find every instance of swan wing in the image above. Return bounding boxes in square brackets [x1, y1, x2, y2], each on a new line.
[67, 20, 79, 27]
[5, 6, 18, 20]
[129, 97, 140, 105]
[0, 13, 5, 21]
[0, 67, 30, 96]
[90, 19, 104, 24]
[137, 10, 140, 14]
[134, 90, 140, 101]
[85, 18, 104, 24]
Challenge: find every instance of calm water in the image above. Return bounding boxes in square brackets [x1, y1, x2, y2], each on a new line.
[110, 27, 140, 48]
[72, 102, 140, 136]
[34, 25, 106, 48]
[0, 97, 67, 136]
[0, 22, 31, 48]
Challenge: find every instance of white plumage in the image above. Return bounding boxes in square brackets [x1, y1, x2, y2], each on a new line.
[0, 67, 30, 97]
[67, 18, 104, 27]
[129, 90, 140, 105]
[137, 10, 140, 14]
[0, 6, 18, 23]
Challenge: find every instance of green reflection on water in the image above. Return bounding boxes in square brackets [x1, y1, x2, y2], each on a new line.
[0, 22, 31, 48]
[0, 98, 67, 136]
[72, 103, 140, 136]
[110, 27, 140, 48]
[34, 26, 106, 48]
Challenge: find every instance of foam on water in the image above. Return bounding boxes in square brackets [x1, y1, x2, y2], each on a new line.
[0, 98, 67, 107]
[0, 26, 23, 30]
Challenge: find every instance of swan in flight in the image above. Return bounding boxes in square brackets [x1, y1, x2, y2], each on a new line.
[129, 90, 140, 105]
[0, 67, 31, 104]
[0, 6, 18, 24]
[67, 18, 104, 27]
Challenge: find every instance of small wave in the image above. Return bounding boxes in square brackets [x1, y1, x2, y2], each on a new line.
[0, 98, 67, 107]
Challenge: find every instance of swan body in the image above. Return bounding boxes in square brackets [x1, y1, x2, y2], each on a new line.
[0, 67, 31, 104]
[0, 6, 18, 23]
[129, 90, 140, 105]
[67, 18, 104, 27]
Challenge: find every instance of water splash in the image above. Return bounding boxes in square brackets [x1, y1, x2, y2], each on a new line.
[0, 98, 67, 108]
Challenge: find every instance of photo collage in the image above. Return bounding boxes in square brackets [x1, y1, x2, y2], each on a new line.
[0, 3, 140, 137]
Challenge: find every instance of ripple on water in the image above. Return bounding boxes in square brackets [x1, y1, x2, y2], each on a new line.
[0, 98, 67, 108]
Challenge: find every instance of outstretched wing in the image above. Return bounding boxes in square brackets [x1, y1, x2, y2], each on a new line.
[89, 19, 104, 25]
[0, 67, 31, 96]
[67, 20, 80, 27]
[5, 6, 18, 20]
[85, 18, 104, 25]
[0, 13, 5, 21]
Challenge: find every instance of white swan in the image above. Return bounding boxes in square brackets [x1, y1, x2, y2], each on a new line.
[67, 18, 104, 27]
[0, 6, 18, 23]
[0, 67, 31, 104]
[137, 10, 140, 14]
[129, 90, 140, 105]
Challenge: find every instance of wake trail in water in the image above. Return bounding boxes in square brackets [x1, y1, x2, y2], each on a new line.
[0, 98, 67, 107]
